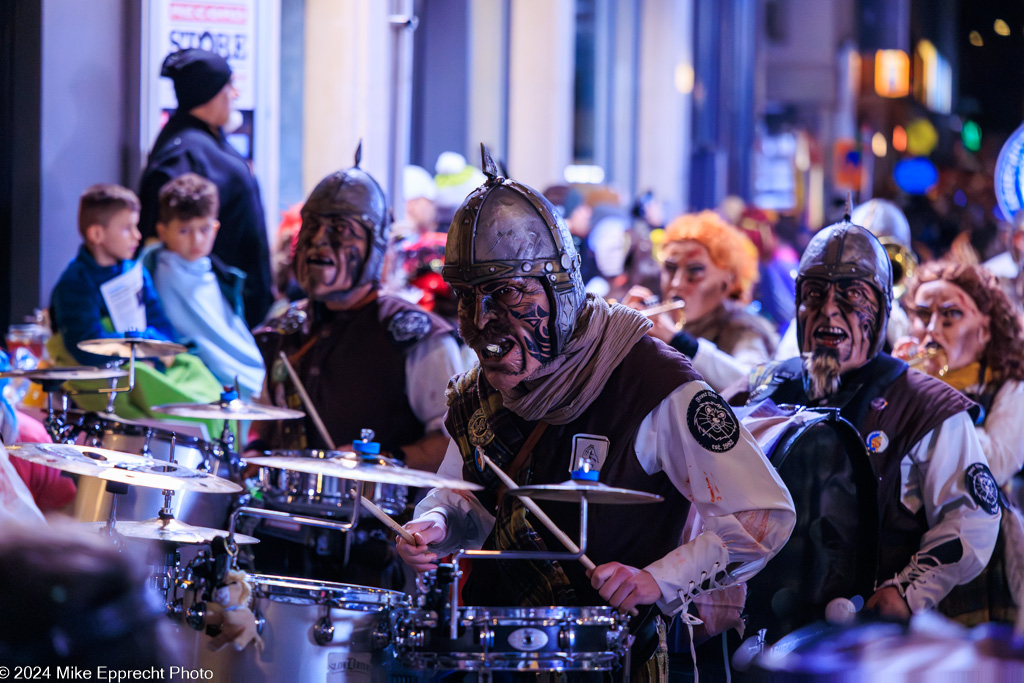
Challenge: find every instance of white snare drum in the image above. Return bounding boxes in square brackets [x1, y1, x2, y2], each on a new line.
[257, 450, 408, 519]
[190, 574, 407, 682]
[70, 413, 231, 527]
[393, 605, 630, 672]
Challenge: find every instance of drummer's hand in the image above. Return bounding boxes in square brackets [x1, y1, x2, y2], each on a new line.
[588, 562, 661, 617]
[396, 519, 447, 573]
[865, 586, 911, 620]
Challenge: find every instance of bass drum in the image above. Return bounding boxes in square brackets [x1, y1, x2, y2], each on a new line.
[743, 407, 879, 640]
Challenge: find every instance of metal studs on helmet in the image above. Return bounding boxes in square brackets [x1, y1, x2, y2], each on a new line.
[795, 216, 894, 358]
[443, 144, 585, 356]
[298, 141, 390, 289]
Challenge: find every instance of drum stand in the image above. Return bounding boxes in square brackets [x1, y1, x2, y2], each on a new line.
[446, 497, 593, 641]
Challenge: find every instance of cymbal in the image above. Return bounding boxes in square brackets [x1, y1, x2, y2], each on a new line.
[83, 518, 259, 545]
[78, 337, 188, 358]
[5, 443, 242, 494]
[511, 480, 664, 505]
[0, 366, 128, 381]
[152, 400, 305, 421]
[245, 454, 484, 491]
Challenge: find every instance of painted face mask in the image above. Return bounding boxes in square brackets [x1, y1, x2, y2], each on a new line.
[660, 239, 734, 322]
[799, 277, 881, 374]
[911, 280, 990, 374]
[294, 217, 370, 303]
[454, 276, 553, 393]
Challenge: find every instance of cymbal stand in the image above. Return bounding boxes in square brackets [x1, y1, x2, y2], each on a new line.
[40, 379, 74, 443]
[445, 495, 592, 640]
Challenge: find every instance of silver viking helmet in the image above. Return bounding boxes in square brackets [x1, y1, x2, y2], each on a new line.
[443, 145, 585, 356]
[795, 216, 893, 358]
[298, 141, 390, 289]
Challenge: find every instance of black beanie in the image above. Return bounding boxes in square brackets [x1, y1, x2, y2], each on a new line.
[161, 49, 232, 112]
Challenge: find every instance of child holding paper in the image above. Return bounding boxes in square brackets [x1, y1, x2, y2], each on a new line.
[48, 184, 222, 422]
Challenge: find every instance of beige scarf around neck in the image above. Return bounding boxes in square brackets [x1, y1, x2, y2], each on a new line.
[499, 295, 652, 425]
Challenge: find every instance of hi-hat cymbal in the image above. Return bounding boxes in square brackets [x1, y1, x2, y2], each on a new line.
[152, 400, 305, 421]
[511, 480, 664, 505]
[0, 366, 128, 381]
[5, 443, 242, 494]
[78, 337, 188, 358]
[245, 454, 484, 491]
[83, 517, 259, 545]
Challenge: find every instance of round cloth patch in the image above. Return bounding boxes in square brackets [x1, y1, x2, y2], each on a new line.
[468, 408, 494, 447]
[966, 463, 1000, 515]
[687, 389, 740, 453]
[389, 310, 431, 342]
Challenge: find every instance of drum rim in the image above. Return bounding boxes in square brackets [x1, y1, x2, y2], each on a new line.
[249, 573, 409, 608]
[70, 410, 210, 448]
[261, 449, 403, 468]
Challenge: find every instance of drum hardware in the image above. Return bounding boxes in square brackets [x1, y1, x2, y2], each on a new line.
[228, 505, 360, 549]
[77, 333, 187, 406]
[313, 610, 335, 646]
[244, 452, 485, 490]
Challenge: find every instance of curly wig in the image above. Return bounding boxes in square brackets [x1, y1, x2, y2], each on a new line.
[905, 260, 1024, 382]
[664, 210, 760, 300]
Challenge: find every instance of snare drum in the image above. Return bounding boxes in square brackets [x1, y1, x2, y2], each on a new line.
[257, 450, 408, 519]
[393, 605, 630, 672]
[69, 412, 230, 527]
[188, 574, 407, 682]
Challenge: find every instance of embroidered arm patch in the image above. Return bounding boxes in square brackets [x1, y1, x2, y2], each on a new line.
[687, 389, 740, 453]
[965, 462, 999, 515]
[388, 310, 432, 343]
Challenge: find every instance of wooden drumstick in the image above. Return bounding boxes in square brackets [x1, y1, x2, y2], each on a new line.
[477, 449, 596, 572]
[359, 494, 417, 544]
[277, 351, 336, 450]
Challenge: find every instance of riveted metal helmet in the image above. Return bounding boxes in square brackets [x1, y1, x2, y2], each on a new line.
[795, 217, 893, 357]
[298, 142, 390, 289]
[443, 145, 585, 356]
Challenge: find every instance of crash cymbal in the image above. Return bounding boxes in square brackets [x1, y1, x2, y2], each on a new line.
[5, 443, 242, 494]
[511, 480, 664, 505]
[83, 517, 259, 545]
[78, 337, 188, 358]
[0, 366, 128, 381]
[245, 454, 484, 491]
[152, 400, 305, 421]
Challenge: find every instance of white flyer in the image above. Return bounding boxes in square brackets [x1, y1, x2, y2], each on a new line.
[99, 263, 147, 333]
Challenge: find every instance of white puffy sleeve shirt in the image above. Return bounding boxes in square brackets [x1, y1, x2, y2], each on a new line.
[415, 379, 796, 616]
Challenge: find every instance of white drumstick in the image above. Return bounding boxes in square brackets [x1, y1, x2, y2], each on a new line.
[640, 299, 686, 317]
[477, 449, 596, 572]
[277, 351, 336, 450]
[359, 495, 417, 544]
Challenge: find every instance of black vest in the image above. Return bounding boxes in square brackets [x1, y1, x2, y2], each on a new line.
[445, 335, 702, 606]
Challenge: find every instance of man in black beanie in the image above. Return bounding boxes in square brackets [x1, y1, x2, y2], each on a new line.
[138, 48, 273, 328]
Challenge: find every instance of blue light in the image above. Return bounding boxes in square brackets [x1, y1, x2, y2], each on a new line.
[953, 190, 967, 207]
[893, 157, 939, 195]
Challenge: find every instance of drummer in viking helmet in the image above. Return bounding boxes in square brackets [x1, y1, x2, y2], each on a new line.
[730, 215, 1000, 620]
[247, 145, 464, 587]
[396, 147, 795, 671]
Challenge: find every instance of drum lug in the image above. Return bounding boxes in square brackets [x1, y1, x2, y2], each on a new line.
[185, 601, 207, 631]
[558, 626, 576, 651]
[166, 598, 183, 619]
[372, 620, 391, 649]
[476, 625, 494, 650]
[254, 606, 265, 636]
[314, 614, 335, 645]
